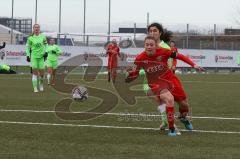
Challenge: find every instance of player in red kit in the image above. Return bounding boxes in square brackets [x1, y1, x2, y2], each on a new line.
[147, 23, 205, 131]
[169, 40, 178, 74]
[106, 40, 120, 83]
[125, 36, 204, 136]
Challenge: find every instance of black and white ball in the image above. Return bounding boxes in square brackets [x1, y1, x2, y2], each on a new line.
[72, 86, 88, 102]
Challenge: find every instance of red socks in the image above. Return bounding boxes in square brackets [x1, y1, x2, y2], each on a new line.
[166, 106, 175, 129]
[179, 105, 189, 118]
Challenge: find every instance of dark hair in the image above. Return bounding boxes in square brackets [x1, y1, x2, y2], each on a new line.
[147, 22, 163, 33]
[161, 30, 173, 43]
[147, 22, 173, 43]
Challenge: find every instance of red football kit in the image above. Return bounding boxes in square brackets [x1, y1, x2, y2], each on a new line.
[107, 44, 120, 70]
[129, 47, 195, 101]
[171, 47, 178, 72]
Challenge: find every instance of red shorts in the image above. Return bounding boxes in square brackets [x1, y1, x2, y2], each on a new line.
[169, 75, 187, 101]
[107, 63, 117, 70]
[107, 59, 117, 70]
[149, 78, 173, 95]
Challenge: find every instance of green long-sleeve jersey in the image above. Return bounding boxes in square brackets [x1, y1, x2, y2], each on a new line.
[46, 44, 62, 61]
[26, 34, 47, 58]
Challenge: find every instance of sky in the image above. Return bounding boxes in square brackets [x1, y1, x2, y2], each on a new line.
[0, 0, 239, 33]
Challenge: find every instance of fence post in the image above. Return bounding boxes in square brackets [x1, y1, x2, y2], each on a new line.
[186, 24, 189, 49]
[213, 24, 216, 49]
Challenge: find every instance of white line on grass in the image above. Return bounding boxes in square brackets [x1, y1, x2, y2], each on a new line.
[0, 109, 240, 121]
[1, 77, 240, 84]
[182, 81, 240, 84]
[0, 120, 239, 134]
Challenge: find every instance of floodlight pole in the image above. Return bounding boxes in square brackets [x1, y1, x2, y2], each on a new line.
[186, 23, 189, 49]
[35, 0, 38, 24]
[58, 0, 62, 45]
[213, 24, 216, 49]
[147, 12, 149, 27]
[83, 0, 86, 44]
[107, 0, 111, 42]
[11, 0, 14, 44]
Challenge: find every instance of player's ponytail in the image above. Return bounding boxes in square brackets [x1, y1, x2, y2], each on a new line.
[160, 29, 173, 43]
[147, 22, 173, 43]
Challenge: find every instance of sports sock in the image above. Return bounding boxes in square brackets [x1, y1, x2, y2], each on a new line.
[39, 75, 44, 90]
[179, 105, 189, 118]
[47, 73, 51, 84]
[32, 74, 38, 92]
[166, 106, 175, 129]
[157, 104, 167, 124]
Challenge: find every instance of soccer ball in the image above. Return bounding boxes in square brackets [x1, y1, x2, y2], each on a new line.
[72, 86, 88, 102]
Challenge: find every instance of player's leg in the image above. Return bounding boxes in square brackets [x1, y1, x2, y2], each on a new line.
[176, 99, 193, 130]
[111, 67, 117, 83]
[47, 60, 53, 85]
[51, 61, 58, 86]
[159, 90, 176, 136]
[107, 66, 111, 82]
[47, 67, 53, 85]
[38, 57, 45, 91]
[52, 69, 56, 85]
[147, 89, 168, 130]
[31, 58, 39, 93]
[171, 76, 193, 130]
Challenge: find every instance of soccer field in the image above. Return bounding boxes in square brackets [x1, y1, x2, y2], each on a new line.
[0, 73, 240, 159]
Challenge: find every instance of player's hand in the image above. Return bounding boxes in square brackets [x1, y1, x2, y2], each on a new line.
[26, 56, 31, 62]
[171, 66, 176, 71]
[125, 68, 137, 83]
[2, 42, 6, 48]
[0, 42, 6, 49]
[52, 50, 57, 54]
[43, 52, 48, 61]
[194, 64, 205, 71]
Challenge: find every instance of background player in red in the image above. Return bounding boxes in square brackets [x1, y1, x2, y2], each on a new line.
[169, 40, 178, 74]
[126, 36, 204, 136]
[106, 40, 120, 83]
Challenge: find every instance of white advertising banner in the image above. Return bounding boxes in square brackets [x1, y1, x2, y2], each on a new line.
[0, 45, 240, 68]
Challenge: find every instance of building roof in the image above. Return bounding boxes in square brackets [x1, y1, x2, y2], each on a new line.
[0, 24, 23, 35]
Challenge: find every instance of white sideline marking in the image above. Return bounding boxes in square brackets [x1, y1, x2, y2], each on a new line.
[183, 81, 240, 84]
[0, 120, 239, 134]
[1, 77, 240, 84]
[0, 109, 240, 121]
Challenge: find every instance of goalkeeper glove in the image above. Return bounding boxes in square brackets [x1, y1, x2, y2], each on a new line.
[2, 42, 6, 48]
[43, 52, 48, 61]
[26, 56, 31, 62]
[52, 50, 57, 54]
[0, 42, 6, 49]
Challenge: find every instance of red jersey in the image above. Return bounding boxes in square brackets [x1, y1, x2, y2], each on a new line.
[171, 47, 178, 68]
[107, 44, 120, 69]
[128, 48, 195, 94]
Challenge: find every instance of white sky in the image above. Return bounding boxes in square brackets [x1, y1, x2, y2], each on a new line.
[0, 0, 239, 33]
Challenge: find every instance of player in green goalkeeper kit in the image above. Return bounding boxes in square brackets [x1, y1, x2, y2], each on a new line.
[46, 38, 62, 85]
[26, 24, 47, 93]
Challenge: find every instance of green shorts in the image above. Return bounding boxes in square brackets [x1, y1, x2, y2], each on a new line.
[143, 84, 150, 94]
[47, 60, 58, 69]
[31, 57, 45, 70]
[139, 69, 150, 94]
